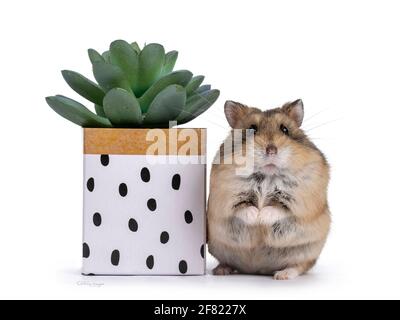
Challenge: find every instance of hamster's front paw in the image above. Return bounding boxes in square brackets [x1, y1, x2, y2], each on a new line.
[259, 206, 286, 225]
[236, 206, 260, 225]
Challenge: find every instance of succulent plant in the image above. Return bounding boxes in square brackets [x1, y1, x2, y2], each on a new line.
[46, 40, 220, 128]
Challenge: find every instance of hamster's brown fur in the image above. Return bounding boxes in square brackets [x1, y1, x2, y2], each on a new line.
[207, 100, 331, 280]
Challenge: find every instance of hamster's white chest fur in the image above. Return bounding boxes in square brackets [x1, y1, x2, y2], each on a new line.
[208, 171, 300, 273]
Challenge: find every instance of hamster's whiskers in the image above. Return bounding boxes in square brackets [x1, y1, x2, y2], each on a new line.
[303, 117, 343, 133]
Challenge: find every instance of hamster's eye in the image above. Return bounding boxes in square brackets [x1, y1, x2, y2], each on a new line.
[249, 124, 258, 133]
[280, 124, 289, 135]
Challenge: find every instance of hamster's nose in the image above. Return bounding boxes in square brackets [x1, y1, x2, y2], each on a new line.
[266, 144, 278, 156]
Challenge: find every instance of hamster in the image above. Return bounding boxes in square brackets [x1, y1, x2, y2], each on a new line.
[207, 99, 331, 280]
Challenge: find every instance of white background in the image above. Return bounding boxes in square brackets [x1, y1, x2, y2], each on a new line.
[0, 0, 399, 300]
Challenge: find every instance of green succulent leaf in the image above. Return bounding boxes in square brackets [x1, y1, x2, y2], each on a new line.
[61, 70, 105, 106]
[143, 85, 186, 126]
[186, 75, 205, 96]
[110, 40, 139, 92]
[137, 43, 165, 96]
[102, 51, 112, 63]
[92, 62, 131, 92]
[95, 104, 106, 117]
[103, 88, 142, 126]
[46, 95, 112, 127]
[177, 89, 220, 124]
[88, 49, 105, 64]
[195, 84, 211, 94]
[131, 42, 141, 53]
[162, 51, 178, 75]
[138, 70, 193, 113]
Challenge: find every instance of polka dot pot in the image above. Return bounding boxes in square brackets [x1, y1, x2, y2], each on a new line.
[82, 128, 206, 276]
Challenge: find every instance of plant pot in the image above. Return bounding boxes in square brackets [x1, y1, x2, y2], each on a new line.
[82, 128, 206, 275]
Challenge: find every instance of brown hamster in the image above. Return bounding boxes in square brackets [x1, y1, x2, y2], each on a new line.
[207, 100, 331, 280]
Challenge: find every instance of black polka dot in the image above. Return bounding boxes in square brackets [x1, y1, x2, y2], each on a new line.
[87, 178, 95, 192]
[147, 199, 157, 211]
[172, 174, 181, 190]
[179, 260, 188, 274]
[146, 255, 154, 270]
[83, 243, 90, 258]
[111, 250, 120, 266]
[200, 244, 205, 259]
[160, 231, 169, 244]
[93, 213, 102, 227]
[119, 183, 128, 197]
[140, 167, 151, 182]
[184, 210, 193, 224]
[129, 218, 138, 232]
[100, 154, 109, 166]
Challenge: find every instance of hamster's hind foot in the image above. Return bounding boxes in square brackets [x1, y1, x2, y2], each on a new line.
[273, 268, 300, 280]
[273, 260, 316, 280]
[213, 264, 236, 276]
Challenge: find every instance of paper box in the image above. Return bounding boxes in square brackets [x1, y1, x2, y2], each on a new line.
[82, 128, 206, 275]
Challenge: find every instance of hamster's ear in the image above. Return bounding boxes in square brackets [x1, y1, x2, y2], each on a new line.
[282, 99, 304, 127]
[224, 100, 249, 128]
